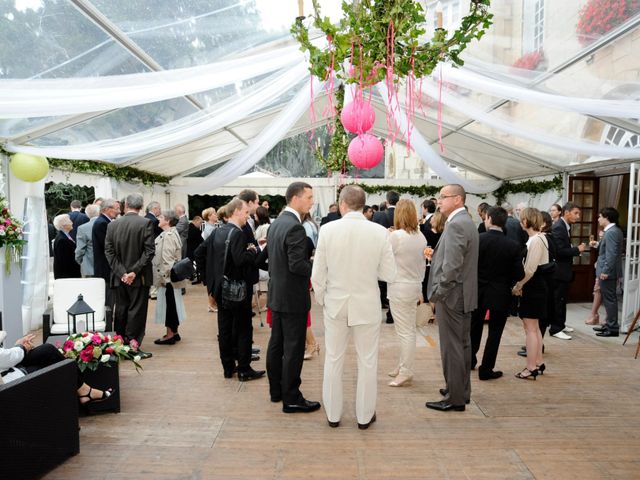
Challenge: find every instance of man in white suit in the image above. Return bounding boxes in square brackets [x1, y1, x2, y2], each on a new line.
[311, 185, 396, 429]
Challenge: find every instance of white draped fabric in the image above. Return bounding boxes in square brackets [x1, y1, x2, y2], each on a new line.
[171, 76, 323, 193]
[0, 46, 304, 118]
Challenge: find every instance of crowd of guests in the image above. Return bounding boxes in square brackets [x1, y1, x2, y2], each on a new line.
[25, 183, 623, 428]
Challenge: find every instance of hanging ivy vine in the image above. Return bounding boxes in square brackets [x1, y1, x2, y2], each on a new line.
[315, 85, 352, 172]
[337, 175, 563, 202]
[0, 147, 170, 186]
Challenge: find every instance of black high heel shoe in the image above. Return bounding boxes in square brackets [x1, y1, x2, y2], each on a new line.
[536, 363, 546, 375]
[78, 387, 114, 405]
[515, 367, 539, 380]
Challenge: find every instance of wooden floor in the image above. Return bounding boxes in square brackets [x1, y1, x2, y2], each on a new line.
[46, 286, 640, 480]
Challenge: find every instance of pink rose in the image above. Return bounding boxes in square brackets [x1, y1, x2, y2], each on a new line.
[105, 347, 114, 354]
[129, 339, 139, 351]
[63, 340, 74, 352]
[79, 346, 94, 362]
[91, 334, 102, 345]
[82, 332, 90, 337]
[113, 335, 123, 342]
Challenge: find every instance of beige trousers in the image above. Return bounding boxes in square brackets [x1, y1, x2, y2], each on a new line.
[389, 296, 419, 377]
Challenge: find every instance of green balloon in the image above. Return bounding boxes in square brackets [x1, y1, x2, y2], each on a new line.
[10, 153, 49, 182]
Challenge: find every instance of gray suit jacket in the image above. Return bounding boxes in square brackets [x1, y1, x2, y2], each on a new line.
[75, 217, 96, 276]
[176, 215, 189, 258]
[104, 212, 155, 288]
[427, 209, 479, 313]
[596, 224, 623, 279]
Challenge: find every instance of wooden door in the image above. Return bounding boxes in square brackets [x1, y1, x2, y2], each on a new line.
[568, 176, 599, 302]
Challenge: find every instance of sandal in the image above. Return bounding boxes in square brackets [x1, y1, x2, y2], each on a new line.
[78, 387, 114, 405]
[515, 367, 539, 380]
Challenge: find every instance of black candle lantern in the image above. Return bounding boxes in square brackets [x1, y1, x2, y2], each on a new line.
[67, 294, 95, 333]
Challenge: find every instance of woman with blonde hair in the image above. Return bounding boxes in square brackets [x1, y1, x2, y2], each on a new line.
[512, 207, 549, 380]
[201, 207, 218, 240]
[387, 200, 427, 386]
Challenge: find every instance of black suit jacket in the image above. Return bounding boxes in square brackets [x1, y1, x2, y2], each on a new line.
[552, 218, 579, 282]
[505, 216, 527, 248]
[476, 230, 525, 312]
[242, 223, 259, 285]
[69, 210, 89, 240]
[92, 214, 111, 281]
[320, 211, 341, 226]
[53, 231, 81, 279]
[104, 212, 155, 288]
[373, 207, 395, 228]
[145, 212, 162, 238]
[195, 223, 256, 301]
[187, 223, 203, 260]
[266, 211, 312, 314]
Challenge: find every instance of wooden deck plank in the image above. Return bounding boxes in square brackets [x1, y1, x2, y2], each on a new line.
[43, 287, 640, 479]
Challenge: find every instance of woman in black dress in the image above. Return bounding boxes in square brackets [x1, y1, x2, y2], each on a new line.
[512, 208, 549, 380]
[52, 214, 81, 279]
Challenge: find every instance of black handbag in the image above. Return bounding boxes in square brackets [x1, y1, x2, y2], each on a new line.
[221, 229, 247, 308]
[170, 258, 195, 282]
[538, 234, 556, 275]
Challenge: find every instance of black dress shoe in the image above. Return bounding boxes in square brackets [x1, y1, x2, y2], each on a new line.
[137, 350, 153, 359]
[593, 325, 607, 332]
[517, 349, 527, 358]
[439, 388, 448, 397]
[282, 399, 321, 413]
[327, 419, 340, 428]
[252, 347, 260, 354]
[478, 370, 503, 381]
[425, 400, 465, 412]
[238, 368, 265, 382]
[174, 334, 181, 342]
[224, 366, 238, 378]
[270, 396, 282, 403]
[153, 336, 176, 345]
[251, 354, 260, 362]
[596, 330, 619, 337]
[385, 311, 394, 324]
[357, 413, 376, 430]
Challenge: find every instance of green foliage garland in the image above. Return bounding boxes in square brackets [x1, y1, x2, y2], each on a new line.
[292, 0, 493, 85]
[337, 175, 563, 202]
[47, 159, 170, 186]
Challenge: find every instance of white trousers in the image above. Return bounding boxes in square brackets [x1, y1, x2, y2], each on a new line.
[323, 305, 380, 425]
[389, 296, 418, 377]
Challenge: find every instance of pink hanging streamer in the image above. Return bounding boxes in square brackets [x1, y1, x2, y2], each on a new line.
[437, 67, 446, 153]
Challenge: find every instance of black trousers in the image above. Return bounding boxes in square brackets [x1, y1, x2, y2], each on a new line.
[266, 310, 307, 404]
[18, 344, 82, 387]
[114, 285, 150, 345]
[539, 275, 556, 337]
[550, 280, 569, 335]
[218, 299, 252, 375]
[470, 307, 508, 374]
[164, 284, 179, 334]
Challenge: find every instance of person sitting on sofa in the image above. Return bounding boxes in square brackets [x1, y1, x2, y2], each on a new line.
[0, 331, 113, 404]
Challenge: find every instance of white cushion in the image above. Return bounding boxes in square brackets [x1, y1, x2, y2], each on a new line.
[52, 278, 106, 333]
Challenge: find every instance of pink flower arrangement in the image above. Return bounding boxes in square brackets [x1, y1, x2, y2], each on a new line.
[59, 331, 142, 373]
[577, 0, 640, 45]
[513, 50, 545, 70]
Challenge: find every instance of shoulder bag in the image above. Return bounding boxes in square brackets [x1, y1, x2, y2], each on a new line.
[221, 228, 247, 308]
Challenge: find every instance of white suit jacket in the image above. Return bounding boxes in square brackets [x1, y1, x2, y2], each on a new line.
[312, 211, 396, 326]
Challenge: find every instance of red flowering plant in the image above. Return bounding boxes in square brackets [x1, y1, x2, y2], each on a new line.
[58, 331, 143, 373]
[0, 196, 27, 274]
[513, 50, 545, 70]
[577, 0, 640, 45]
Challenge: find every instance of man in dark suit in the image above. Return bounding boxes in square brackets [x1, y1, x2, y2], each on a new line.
[320, 203, 341, 226]
[476, 202, 489, 233]
[144, 201, 162, 238]
[470, 206, 524, 380]
[105, 193, 155, 354]
[592, 207, 624, 337]
[195, 198, 264, 381]
[92, 199, 120, 330]
[373, 191, 399, 322]
[266, 182, 320, 414]
[426, 184, 478, 412]
[551, 201, 586, 340]
[503, 202, 528, 248]
[68, 199, 89, 240]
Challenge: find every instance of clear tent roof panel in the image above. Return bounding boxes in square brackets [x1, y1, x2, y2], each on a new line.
[0, 0, 151, 79]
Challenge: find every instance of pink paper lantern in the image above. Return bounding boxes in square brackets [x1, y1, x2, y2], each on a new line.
[340, 99, 375, 134]
[348, 133, 384, 170]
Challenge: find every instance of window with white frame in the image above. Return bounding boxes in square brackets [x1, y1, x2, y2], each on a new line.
[523, 0, 545, 53]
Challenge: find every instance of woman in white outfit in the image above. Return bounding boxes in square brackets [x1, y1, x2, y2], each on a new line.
[387, 200, 427, 387]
